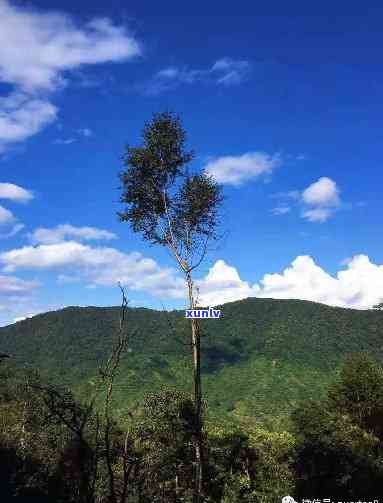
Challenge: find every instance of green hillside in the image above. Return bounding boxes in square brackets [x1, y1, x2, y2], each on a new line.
[1, 297, 382, 429]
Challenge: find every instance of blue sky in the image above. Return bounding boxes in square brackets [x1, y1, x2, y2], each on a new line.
[0, 0, 383, 325]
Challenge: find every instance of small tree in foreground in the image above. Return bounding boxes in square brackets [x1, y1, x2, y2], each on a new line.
[328, 352, 383, 439]
[118, 111, 223, 502]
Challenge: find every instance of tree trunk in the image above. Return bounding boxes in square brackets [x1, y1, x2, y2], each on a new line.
[175, 470, 179, 501]
[186, 273, 203, 503]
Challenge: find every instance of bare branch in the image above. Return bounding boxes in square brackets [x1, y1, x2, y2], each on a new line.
[99, 283, 139, 503]
[189, 234, 209, 273]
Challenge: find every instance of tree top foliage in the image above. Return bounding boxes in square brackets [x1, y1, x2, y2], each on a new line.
[118, 112, 223, 267]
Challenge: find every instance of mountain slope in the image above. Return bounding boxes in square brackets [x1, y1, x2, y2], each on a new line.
[1, 298, 382, 429]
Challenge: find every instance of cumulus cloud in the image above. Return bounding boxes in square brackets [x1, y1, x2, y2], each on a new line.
[257, 255, 383, 309]
[204, 152, 281, 186]
[0, 0, 140, 151]
[28, 224, 118, 245]
[0, 241, 185, 299]
[302, 177, 340, 207]
[196, 260, 258, 306]
[272, 177, 342, 223]
[1, 238, 383, 312]
[0, 182, 34, 202]
[300, 177, 341, 222]
[146, 57, 251, 94]
[197, 255, 383, 310]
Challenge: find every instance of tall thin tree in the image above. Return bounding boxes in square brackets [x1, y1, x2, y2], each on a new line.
[117, 111, 223, 502]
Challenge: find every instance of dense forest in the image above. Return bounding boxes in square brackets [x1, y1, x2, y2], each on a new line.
[1, 299, 383, 501]
[1, 297, 383, 429]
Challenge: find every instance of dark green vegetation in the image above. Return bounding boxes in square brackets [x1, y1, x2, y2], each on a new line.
[2, 337, 383, 500]
[1, 297, 383, 430]
[1, 298, 383, 500]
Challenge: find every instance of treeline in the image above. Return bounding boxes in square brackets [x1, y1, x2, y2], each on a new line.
[1, 351, 383, 502]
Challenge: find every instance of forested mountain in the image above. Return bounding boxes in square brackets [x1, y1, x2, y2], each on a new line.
[1, 297, 382, 429]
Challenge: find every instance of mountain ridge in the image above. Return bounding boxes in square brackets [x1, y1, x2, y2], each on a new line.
[1, 297, 382, 429]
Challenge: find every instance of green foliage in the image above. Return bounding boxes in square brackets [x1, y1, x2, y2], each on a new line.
[132, 389, 195, 501]
[1, 298, 383, 428]
[206, 424, 295, 502]
[292, 402, 383, 499]
[291, 353, 383, 499]
[173, 173, 223, 244]
[3, 351, 383, 500]
[328, 352, 383, 437]
[118, 109, 223, 324]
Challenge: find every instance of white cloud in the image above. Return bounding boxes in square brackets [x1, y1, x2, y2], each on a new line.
[146, 57, 251, 94]
[28, 224, 118, 244]
[0, 1, 140, 92]
[204, 152, 281, 186]
[0, 183, 29, 237]
[302, 177, 340, 207]
[146, 66, 201, 94]
[12, 314, 35, 323]
[211, 58, 251, 86]
[196, 260, 258, 306]
[54, 127, 93, 144]
[197, 255, 383, 309]
[0, 274, 39, 293]
[0, 93, 57, 152]
[0, 205, 15, 224]
[0, 182, 34, 202]
[0, 223, 24, 239]
[0, 284, 37, 323]
[271, 206, 291, 215]
[0, 0, 140, 151]
[1, 299, 63, 327]
[2, 238, 383, 312]
[0, 241, 185, 299]
[301, 207, 333, 223]
[272, 177, 342, 223]
[301, 177, 341, 223]
[257, 255, 383, 309]
[0, 285, 62, 327]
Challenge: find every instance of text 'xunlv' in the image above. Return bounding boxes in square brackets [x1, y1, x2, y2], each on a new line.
[185, 308, 221, 319]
